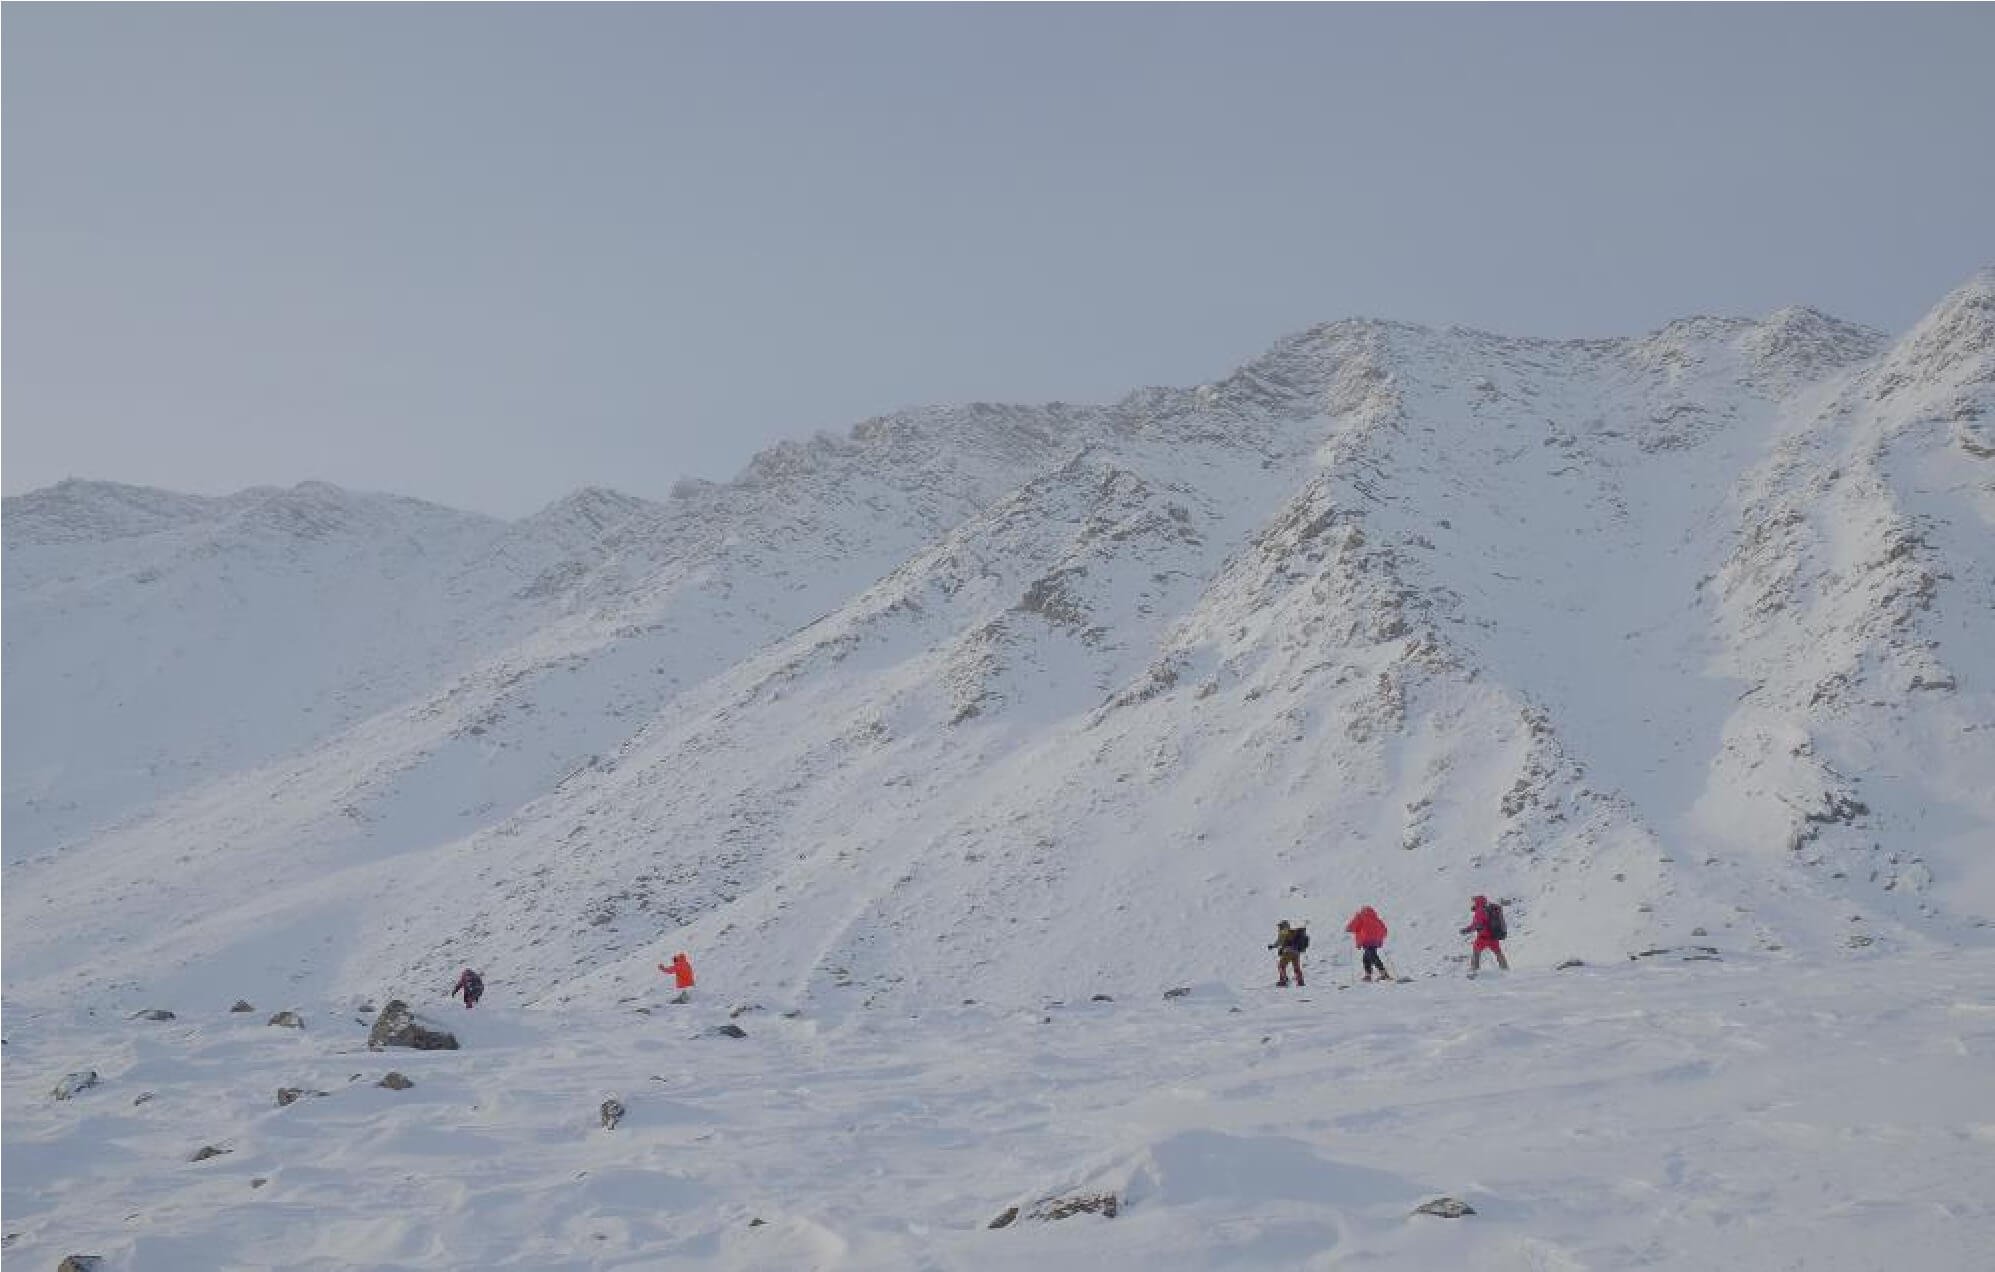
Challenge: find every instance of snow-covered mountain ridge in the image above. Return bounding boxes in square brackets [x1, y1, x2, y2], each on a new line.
[6, 273, 1992, 1015]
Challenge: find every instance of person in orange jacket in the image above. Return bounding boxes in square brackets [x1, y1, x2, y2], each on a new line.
[1345, 906, 1392, 981]
[659, 952, 695, 990]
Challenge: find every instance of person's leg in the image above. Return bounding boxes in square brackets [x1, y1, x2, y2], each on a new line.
[1468, 947, 1482, 977]
[1494, 942, 1509, 971]
[1295, 958, 1304, 987]
[1277, 953, 1291, 986]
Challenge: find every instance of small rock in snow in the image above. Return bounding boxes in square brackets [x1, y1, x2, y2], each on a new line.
[377, 1072, 414, 1090]
[51, 1071, 100, 1100]
[58, 1257, 107, 1272]
[988, 1206, 1020, 1229]
[1163, 986, 1191, 1000]
[275, 1087, 327, 1107]
[267, 1011, 304, 1029]
[230, 1000, 256, 1013]
[1028, 1192, 1119, 1221]
[190, 1145, 231, 1163]
[1556, 959, 1586, 970]
[131, 1009, 175, 1022]
[1413, 1197, 1476, 1218]
[704, 1024, 748, 1039]
[600, 1098, 626, 1130]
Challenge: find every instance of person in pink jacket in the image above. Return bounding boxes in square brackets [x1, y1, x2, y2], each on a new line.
[1345, 906, 1392, 981]
[1461, 896, 1510, 977]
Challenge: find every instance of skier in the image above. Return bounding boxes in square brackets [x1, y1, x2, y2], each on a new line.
[450, 967, 485, 1009]
[1345, 905, 1392, 981]
[1269, 921, 1309, 987]
[659, 952, 696, 991]
[1461, 895, 1510, 978]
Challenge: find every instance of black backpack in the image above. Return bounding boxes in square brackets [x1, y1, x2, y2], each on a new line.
[1485, 904, 1507, 941]
[1293, 927, 1310, 953]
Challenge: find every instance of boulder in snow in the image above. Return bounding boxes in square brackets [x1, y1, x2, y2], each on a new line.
[1413, 1197, 1475, 1218]
[366, 1000, 458, 1051]
[377, 1072, 414, 1090]
[131, 1009, 175, 1022]
[276, 1087, 328, 1107]
[704, 1024, 748, 1039]
[1031, 1192, 1119, 1221]
[230, 1000, 256, 1013]
[600, 1098, 626, 1130]
[59, 1257, 106, 1272]
[51, 1071, 100, 1100]
[190, 1145, 231, 1163]
[267, 1010, 304, 1029]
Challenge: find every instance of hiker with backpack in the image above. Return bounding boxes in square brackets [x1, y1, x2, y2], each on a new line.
[1345, 905, 1392, 981]
[1461, 896, 1509, 977]
[450, 967, 485, 1009]
[1269, 920, 1310, 987]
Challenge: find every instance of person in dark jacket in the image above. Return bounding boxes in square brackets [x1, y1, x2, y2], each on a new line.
[1460, 896, 1509, 977]
[451, 967, 485, 1009]
[1345, 906, 1392, 981]
[1269, 921, 1308, 987]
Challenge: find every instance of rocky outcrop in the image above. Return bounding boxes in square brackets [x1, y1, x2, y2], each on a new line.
[366, 1000, 458, 1051]
[268, 1011, 305, 1029]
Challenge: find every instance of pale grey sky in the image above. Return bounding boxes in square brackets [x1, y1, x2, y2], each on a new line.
[5, 4, 1991, 516]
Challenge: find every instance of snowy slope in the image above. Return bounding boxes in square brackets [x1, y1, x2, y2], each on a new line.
[7, 274, 1995, 1271]
[7, 277, 1993, 1018]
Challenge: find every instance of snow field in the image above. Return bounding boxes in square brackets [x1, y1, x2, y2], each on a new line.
[7, 950, 1993, 1270]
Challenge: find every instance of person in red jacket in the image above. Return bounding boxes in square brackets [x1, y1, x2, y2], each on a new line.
[660, 952, 695, 990]
[1461, 896, 1509, 977]
[450, 967, 484, 1009]
[1345, 906, 1392, 981]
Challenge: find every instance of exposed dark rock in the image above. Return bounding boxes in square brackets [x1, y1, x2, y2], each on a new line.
[59, 1257, 106, 1272]
[1029, 1192, 1119, 1221]
[133, 1091, 155, 1106]
[1091, 994, 1114, 1002]
[268, 1011, 304, 1029]
[1555, 959, 1586, 970]
[366, 1000, 458, 1051]
[1163, 986, 1191, 999]
[988, 1206, 1019, 1230]
[378, 1072, 414, 1090]
[190, 1145, 231, 1162]
[1414, 1197, 1476, 1218]
[748, 1217, 766, 1227]
[705, 1024, 748, 1039]
[251, 1178, 269, 1189]
[131, 1009, 176, 1022]
[51, 1071, 99, 1100]
[600, 1098, 626, 1130]
[276, 1087, 328, 1107]
[230, 1000, 256, 1013]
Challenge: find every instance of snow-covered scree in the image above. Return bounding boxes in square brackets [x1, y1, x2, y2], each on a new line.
[5, 273, 1994, 1266]
[5, 954, 1994, 1270]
